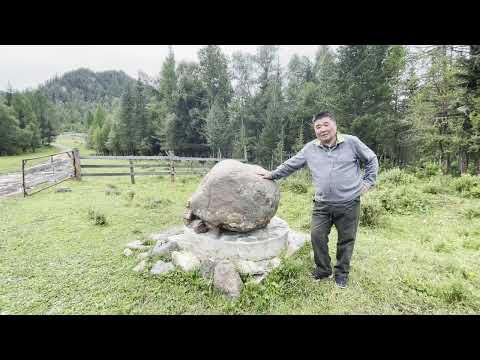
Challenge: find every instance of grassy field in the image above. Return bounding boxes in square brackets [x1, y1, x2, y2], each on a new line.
[1, 169, 479, 314]
[53, 133, 95, 156]
[0, 146, 62, 175]
[0, 133, 95, 175]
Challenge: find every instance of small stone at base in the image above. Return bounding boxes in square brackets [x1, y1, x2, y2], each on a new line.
[150, 260, 175, 275]
[133, 260, 147, 273]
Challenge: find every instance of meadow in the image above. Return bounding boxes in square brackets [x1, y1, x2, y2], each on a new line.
[1, 160, 479, 314]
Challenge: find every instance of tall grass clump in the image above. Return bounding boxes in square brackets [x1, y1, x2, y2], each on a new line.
[281, 178, 309, 194]
[450, 174, 480, 198]
[359, 194, 385, 227]
[87, 208, 107, 226]
[377, 185, 431, 215]
[413, 162, 443, 179]
[379, 167, 416, 186]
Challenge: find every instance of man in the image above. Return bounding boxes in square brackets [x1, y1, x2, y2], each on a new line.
[256, 112, 379, 289]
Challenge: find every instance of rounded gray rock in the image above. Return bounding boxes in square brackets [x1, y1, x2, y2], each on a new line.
[188, 159, 280, 232]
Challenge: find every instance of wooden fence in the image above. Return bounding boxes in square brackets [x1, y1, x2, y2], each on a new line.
[77, 151, 245, 184]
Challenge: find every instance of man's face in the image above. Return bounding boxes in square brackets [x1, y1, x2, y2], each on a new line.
[313, 117, 337, 143]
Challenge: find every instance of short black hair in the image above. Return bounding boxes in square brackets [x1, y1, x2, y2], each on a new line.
[312, 111, 336, 124]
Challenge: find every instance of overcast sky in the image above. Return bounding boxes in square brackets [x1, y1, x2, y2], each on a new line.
[0, 45, 338, 91]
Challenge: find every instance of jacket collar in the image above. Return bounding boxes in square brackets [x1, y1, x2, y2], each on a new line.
[315, 132, 345, 147]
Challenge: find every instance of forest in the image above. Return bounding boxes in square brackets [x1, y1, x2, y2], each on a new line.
[1, 45, 479, 174]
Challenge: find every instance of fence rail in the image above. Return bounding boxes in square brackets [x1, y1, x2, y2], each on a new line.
[79, 155, 225, 161]
[78, 152, 245, 184]
[19, 149, 245, 196]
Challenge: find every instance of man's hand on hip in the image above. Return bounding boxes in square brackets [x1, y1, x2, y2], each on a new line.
[361, 183, 370, 195]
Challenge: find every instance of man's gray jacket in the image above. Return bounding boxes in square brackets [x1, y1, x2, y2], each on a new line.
[270, 133, 379, 203]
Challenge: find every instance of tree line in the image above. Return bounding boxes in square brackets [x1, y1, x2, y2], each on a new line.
[0, 88, 57, 155]
[83, 45, 480, 175]
[2, 45, 479, 175]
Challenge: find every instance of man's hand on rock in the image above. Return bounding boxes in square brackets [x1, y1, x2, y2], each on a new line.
[256, 169, 274, 180]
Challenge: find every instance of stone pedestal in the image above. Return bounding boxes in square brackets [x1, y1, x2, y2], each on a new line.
[175, 216, 289, 262]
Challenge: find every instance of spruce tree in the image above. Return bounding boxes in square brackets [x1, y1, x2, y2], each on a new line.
[0, 103, 20, 155]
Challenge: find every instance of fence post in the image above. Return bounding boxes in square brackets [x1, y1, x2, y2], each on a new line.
[51, 155, 55, 178]
[22, 159, 27, 197]
[170, 159, 175, 183]
[72, 148, 82, 180]
[129, 160, 135, 184]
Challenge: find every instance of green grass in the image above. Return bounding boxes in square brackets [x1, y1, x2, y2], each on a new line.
[0, 133, 95, 175]
[53, 134, 95, 155]
[0, 146, 62, 174]
[1, 172, 479, 314]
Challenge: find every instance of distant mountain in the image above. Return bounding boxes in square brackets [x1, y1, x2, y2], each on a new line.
[36, 68, 157, 132]
[38, 68, 137, 104]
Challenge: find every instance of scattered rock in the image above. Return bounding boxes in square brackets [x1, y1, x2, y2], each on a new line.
[123, 248, 133, 257]
[171, 251, 200, 272]
[199, 259, 216, 280]
[137, 251, 151, 260]
[213, 261, 244, 299]
[55, 187, 72, 193]
[150, 260, 175, 275]
[251, 273, 268, 284]
[268, 257, 282, 270]
[188, 159, 280, 232]
[235, 260, 266, 275]
[286, 230, 309, 257]
[149, 226, 184, 242]
[133, 260, 148, 273]
[167, 234, 184, 243]
[151, 240, 179, 257]
[126, 240, 150, 251]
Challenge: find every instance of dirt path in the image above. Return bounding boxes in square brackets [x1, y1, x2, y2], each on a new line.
[0, 153, 75, 198]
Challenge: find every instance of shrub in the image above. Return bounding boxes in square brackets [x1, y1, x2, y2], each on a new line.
[88, 209, 107, 226]
[439, 281, 469, 304]
[281, 179, 308, 194]
[414, 162, 442, 179]
[379, 167, 416, 186]
[422, 182, 444, 195]
[378, 185, 430, 215]
[359, 195, 385, 227]
[450, 174, 480, 195]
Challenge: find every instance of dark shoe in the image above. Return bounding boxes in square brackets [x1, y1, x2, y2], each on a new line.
[335, 275, 348, 289]
[312, 268, 333, 281]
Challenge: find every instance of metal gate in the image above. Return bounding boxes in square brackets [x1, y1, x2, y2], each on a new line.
[21, 150, 79, 196]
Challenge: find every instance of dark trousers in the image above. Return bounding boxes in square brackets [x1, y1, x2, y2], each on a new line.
[311, 197, 361, 278]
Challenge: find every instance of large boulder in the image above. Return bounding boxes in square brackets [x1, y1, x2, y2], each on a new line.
[187, 159, 280, 233]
